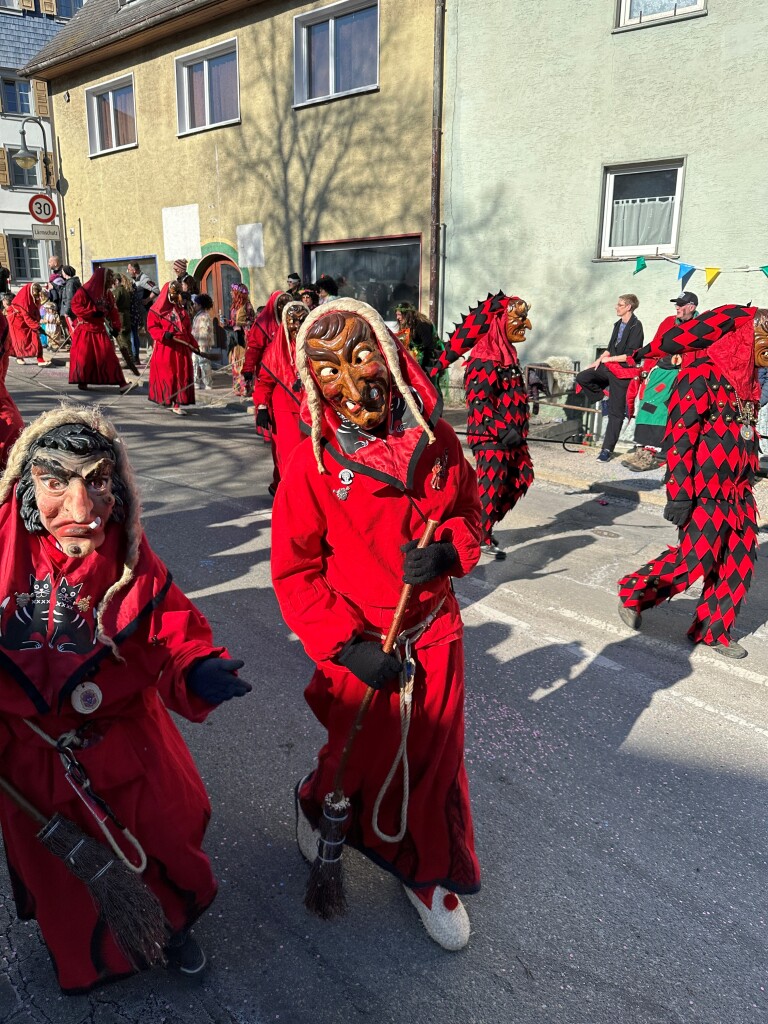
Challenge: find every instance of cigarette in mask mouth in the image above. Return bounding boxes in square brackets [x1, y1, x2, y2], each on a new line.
[88, 517, 102, 530]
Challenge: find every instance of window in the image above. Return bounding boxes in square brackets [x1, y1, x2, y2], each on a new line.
[294, 1, 378, 105]
[8, 148, 39, 187]
[308, 236, 421, 321]
[85, 75, 137, 156]
[9, 237, 41, 281]
[2, 79, 31, 115]
[617, 0, 706, 28]
[57, 0, 85, 17]
[176, 40, 239, 135]
[600, 161, 684, 258]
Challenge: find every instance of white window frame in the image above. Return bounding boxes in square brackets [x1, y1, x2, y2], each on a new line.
[6, 146, 40, 189]
[8, 235, 43, 282]
[617, 0, 706, 29]
[599, 160, 685, 259]
[85, 73, 137, 157]
[175, 38, 240, 137]
[293, 0, 379, 107]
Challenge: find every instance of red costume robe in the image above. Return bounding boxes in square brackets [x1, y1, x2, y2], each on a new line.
[68, 270, 126, 387]
[6, 285, 42, 361]
[147, 285, 197, 408]
[0, 494, 223, 993]
[243, 290, 282, 377]
[0, 313, 23, 470]
[272, 350, 482, 895]
[252, 325, 303, 474]
[619, 305, 758, 647]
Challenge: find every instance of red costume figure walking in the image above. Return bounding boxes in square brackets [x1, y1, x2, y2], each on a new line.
[0, 406, 250, 992]
[252, 300, 308, 475]
[6, 283, 45, 365]
[0, 309, 23, 469]
[618, 304, 758, 659]
[147, 281, 198, 415]
[243, 291, 290, 492]
[434, 291, 533, 559]
[272, 298, 481, 951]
[68, 269, 126, 391]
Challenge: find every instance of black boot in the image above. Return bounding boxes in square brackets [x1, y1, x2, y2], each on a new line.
[166, 929, 207, 975]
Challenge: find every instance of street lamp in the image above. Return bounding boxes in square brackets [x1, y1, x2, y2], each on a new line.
[11, 117, 53, 193]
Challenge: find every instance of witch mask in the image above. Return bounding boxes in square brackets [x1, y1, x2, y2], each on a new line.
[506, 299, 532, 344]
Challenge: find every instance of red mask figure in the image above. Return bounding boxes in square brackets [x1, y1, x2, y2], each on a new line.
[30, 449, 115, 558]
[284, 302, 308, 346]
[306, 312, 391, 431]
[505, 299, 532, 344]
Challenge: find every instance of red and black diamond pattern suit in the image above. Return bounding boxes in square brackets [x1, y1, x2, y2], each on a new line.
[618, 356, 758, 646]
[465, 348, 533, 544]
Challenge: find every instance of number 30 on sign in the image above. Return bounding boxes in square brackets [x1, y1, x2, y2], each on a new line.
[29, 194, 57, 224]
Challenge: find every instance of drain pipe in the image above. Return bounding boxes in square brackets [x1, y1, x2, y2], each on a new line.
[428, 0, 446, 327]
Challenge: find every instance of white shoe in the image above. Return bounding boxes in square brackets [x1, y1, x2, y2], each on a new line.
[403, 885, 470, 951]
[295, 776, 319, 863]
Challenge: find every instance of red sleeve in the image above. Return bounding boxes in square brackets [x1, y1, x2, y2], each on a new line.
[271, 453, 365, 664]
[69, 288, 94, 319]
[253, 360, 277, 407]
[15, 306, 41, 332]
[147, 308, 171, 346]
[434, 434, 482, 577]
[664, 368, 709, 503]
[243, 321, 269, 374]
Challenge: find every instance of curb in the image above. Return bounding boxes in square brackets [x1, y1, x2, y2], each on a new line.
[530, 467, 666, 507]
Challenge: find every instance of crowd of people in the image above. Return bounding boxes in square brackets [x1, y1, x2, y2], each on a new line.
[0, 260, 764, 995]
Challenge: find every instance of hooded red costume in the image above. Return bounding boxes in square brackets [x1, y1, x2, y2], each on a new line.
[0, 407, 240, 992]
[0, 312, 23, 469]
[619, 304, 759, 652]
[272, 299, 481, 911]
[68, 270, 126, 387]
[147, 284, 197, 408]
[6, 285, 43, 361]
[252, 302, 304, 474]
[243, 290, 283, 377]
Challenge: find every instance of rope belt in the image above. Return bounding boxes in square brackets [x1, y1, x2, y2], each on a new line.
[365, 597, 445, 844]
[23, 718, 147, 873]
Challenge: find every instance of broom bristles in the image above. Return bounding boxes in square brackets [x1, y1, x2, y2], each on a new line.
[303, 795, 350, 919]
[38, 814, 168, 967]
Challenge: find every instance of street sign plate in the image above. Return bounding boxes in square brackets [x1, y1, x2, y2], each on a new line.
[32, 223, 61, 240]
[29, 193, 57, 223]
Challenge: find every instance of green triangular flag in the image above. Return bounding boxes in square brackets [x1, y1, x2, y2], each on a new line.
[761, 266, 768, 278]
[633, 257, 647, 275]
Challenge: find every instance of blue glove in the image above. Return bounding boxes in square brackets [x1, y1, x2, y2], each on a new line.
[187, 657, 252, 705]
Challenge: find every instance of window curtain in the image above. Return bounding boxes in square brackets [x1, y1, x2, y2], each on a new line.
[187, 62, 206, 129]
[97, 92, 113, 150]
[208, 51, 238, 124]
[629, 0, 693, 16]
[307, 22, 330, 99]
[335, 6, 377, 93]
[609, 196, 674, 248]
[112, 85, 135, 147]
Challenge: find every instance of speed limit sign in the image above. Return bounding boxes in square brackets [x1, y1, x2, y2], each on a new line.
[29, 194, 57, 224]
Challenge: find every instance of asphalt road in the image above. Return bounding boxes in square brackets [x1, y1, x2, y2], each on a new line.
[1, 365, 766, 1024]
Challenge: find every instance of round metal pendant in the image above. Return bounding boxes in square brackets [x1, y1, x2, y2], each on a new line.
[741, 424, 754, 441]
[71, 681, 102, 715]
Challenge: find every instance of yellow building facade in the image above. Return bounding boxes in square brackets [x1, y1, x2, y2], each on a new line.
[25, 0, 435, 320]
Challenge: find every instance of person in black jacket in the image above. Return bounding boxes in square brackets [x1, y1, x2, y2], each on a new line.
[576, 294, 644, 461]
[59, 265, 81, 320]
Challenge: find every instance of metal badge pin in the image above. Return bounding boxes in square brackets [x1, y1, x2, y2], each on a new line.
[70, 681, 103, 715]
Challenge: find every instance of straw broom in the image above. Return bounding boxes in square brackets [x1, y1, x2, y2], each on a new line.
[0, 774, 168, 967]
[304, 518, 439, 919]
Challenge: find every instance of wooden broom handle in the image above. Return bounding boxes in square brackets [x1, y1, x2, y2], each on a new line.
[331, 519, 440, 797]
[0, 774, 48, 826]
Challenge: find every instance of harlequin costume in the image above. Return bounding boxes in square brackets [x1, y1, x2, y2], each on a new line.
[147, 284, 197, 411]
[6, 284, 43, 362]
[252, 301, 305, 475]
[0, 310, 23, 470]
[618, 304, 758, 658]
[434, 291, 533, 558]
[0, 405, 249, 992]
[272, 298, 481, 950]
[68, 270, 126, 389]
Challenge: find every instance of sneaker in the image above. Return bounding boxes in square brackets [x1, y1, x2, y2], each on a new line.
[403, 885, 470, 951]
[621, 449, 656, 472]
[294, 776, 320, 863]
[618, 602, 641, 630]
[597, 449, 612, 463]
[15, 358, 24, 365]
[702, 638, 747, 660]
[481, 540, 506, 561]
[165, 930, 207, 975]
[171, 405, 187, 416]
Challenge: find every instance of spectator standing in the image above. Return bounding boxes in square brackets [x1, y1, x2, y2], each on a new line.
[111, 273, 140, 376]
[0, 262, 10, 294]
[59, 265, 81, 321]
[286, 272, 301, 298]
[127, 261, 160, 359]
[191, 292, 214, 390]
[299, 286, 319, 311]
[575, 294, 644, 462]
[314, 274, 338, 304]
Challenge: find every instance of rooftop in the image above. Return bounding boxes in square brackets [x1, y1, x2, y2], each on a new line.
[0, 9, 71, 74]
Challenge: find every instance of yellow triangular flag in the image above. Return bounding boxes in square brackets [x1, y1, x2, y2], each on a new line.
[705, 267, 721, 289]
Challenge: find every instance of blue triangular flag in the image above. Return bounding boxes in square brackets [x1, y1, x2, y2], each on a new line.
[677, 263, 696, 289]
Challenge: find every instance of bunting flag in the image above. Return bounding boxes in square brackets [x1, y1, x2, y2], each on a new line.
[762, 267, 768, 279]
[678, 263, 696, 289]
[704, 267, 721, 289]
[633, 256, 647, 275]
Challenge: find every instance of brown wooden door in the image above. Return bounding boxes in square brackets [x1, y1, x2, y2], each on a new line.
[200, 256, 242, 347]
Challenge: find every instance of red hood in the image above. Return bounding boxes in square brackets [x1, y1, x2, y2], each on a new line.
[705, 308, 759, 401]
[434, 291, 520, 375]
[249, 290, 284, 349]
[9, 284, 40, 321]
[81, 268, 108, 304]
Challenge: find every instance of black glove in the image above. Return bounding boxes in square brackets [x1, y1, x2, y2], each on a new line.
[255, 407, 271, 430]
[337, 638, 401, 690]
[187, 657, 252, 705]
[500, 425, 522, 447]
[401, 539, 458, 584]
[663, 499, 693, 528]
[162, 330, 174, 342]
[93, 310, 106, 318]
[242, 370, 255, 385]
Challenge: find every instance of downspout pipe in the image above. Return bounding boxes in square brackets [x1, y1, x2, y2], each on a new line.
[429, 0, 446, 327]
